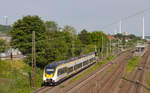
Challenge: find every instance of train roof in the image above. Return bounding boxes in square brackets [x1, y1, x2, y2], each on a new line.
[46, 52, 95, 68]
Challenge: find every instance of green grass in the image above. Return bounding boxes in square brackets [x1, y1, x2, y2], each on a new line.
[146, 62, 150, 93]
[119, 84, 123, 88]
[0, 60, 43, 93]
[147, 74, 150, 93]
[59, 85, 65, 88]
[126, 56, 141, 75]
[69, 55, 115, 83]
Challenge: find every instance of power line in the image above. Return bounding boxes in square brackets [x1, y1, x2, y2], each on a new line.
[101, 8, 150, 29]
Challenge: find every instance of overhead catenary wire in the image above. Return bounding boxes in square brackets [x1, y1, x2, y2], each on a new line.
[100, 8, 150, 29]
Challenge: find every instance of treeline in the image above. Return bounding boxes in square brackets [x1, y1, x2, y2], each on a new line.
[0, 25, 11, 33]
[10, 15, 109, 68]
[114, 33, 142, 47]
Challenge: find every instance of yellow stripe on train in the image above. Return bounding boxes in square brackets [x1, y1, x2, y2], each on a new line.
[45, 73, 53, 78]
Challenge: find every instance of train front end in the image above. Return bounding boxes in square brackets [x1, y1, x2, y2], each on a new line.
[43, 66, 56, 85]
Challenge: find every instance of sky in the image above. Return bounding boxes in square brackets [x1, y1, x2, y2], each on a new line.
[0, 0, 150, 36]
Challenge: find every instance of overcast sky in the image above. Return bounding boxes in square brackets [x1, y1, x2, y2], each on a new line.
[0, 0, 150, 36]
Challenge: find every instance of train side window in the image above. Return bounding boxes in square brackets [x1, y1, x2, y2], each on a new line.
[58, 69, 62, 76]
[77, 64, 80, 69]
[62, 67, 66, 74]
[79, 63, 82, 68]
[83, 61, 88, 66]
[74, 63, 82, 70]
[83, 61, 86, 66]
[75, 64, 79, 70]
[57, 67, 67, 76]
[74, 64, 78, 70]
[68, 67, 73, 73]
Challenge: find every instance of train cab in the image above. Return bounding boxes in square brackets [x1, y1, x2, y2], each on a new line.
[43, 64, 57, 85]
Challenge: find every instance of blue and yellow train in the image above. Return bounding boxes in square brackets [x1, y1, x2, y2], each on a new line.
[43, 52, 97, 85]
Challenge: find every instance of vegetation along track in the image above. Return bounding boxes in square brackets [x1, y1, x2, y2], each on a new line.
[119, 48, 150, 93]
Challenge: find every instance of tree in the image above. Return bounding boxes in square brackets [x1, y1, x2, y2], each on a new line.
[62, 25, 76, 35]
[0, 39, 7, 52]
[11, 15, 48, 68]
[10, 15, 110, 68]
[85, 31, 109, 56]
[79, 29, 89, 46]
[45, 21, 58, 32]
[11, 15, 46, 54]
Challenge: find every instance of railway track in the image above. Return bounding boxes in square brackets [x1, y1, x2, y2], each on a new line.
[64, 60, 112, 93]
[119, 48, 150, 93]
[99, 52, 132, 93]
[32, 86, 53, 93]
[62, 50, 132, 93]
[134, 51, 149, 93]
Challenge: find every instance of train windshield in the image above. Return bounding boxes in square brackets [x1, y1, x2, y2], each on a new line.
[45, 67, 55, 74]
